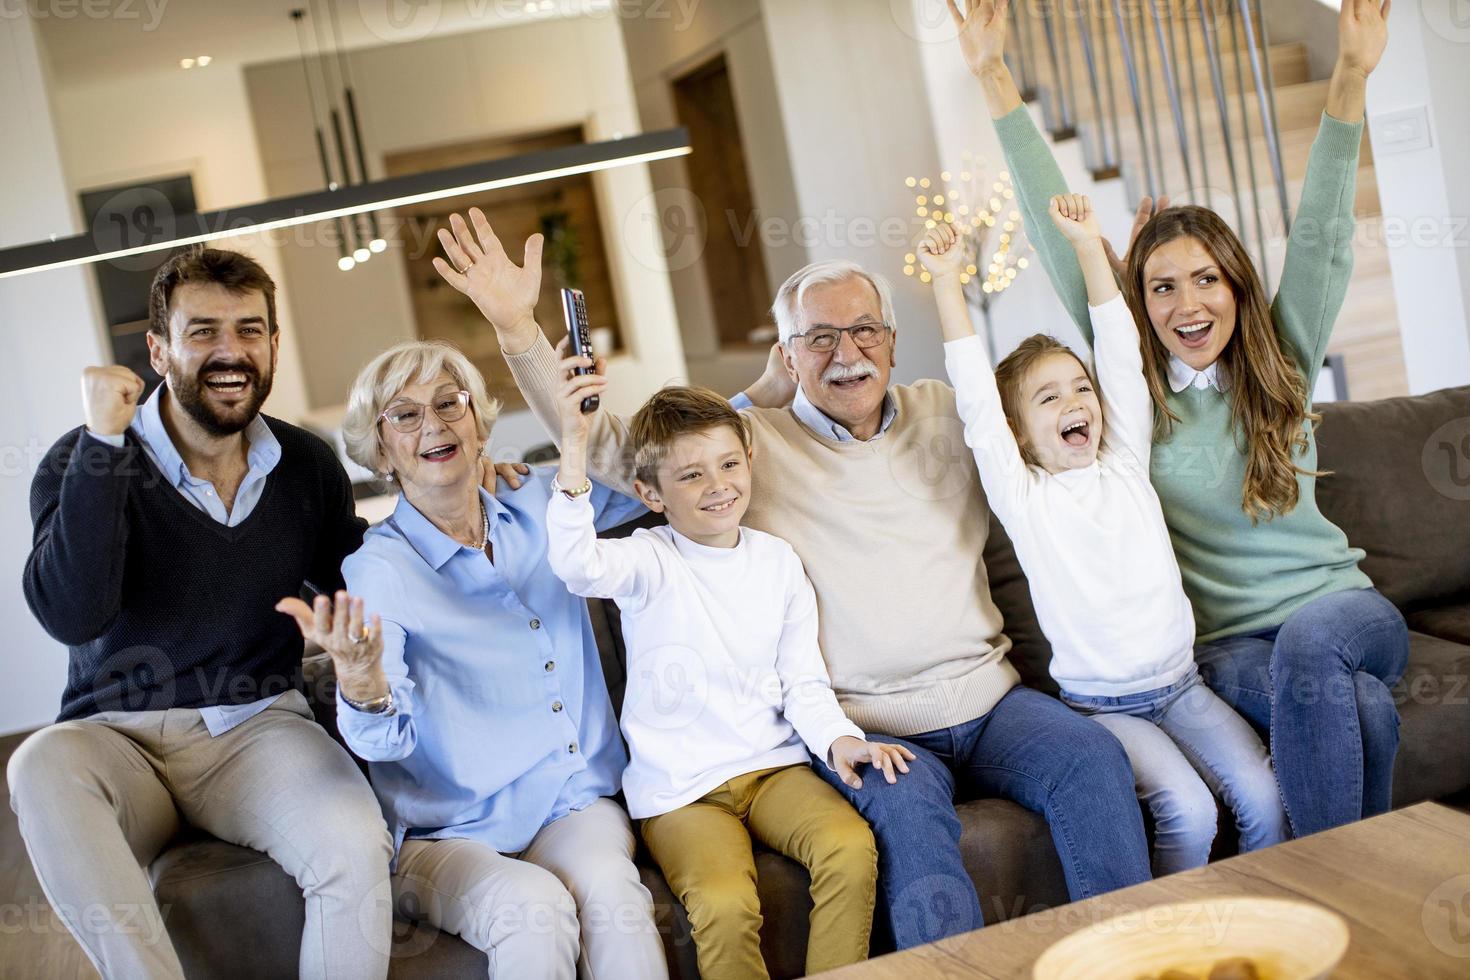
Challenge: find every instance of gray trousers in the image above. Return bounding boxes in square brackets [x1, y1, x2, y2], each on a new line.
[6, 689, 394, 980]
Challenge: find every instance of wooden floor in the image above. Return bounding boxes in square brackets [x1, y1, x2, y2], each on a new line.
[0, 730, 99, 980]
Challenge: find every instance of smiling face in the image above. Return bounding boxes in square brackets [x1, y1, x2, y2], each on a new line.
[1014, 351, 1103, 474]
[634, 425, 752, 549]
[376, 370, 483, 500]
[1141, 235, 1238, 371]
[780, 277, 895, 440]
[148, 282, 278, 436]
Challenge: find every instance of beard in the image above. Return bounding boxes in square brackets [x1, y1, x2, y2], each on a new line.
[169, 355, 274, 437]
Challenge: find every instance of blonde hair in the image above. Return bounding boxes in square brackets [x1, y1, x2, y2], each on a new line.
[629, 386, 751, 490]
[343, 340, 501, 476]
[771, 260, 896, 343]
[994, 334, 1096, 467]
[1122, 205, 1319, 522]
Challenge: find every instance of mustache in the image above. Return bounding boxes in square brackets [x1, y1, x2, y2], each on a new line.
[821, 360, 878, 384]
[198, 361, 260, 382]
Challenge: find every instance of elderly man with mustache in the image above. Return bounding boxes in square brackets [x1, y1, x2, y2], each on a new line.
[435, 208, 1152, 950]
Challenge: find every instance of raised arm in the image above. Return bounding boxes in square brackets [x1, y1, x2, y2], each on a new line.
[431, 207, 640, 495]
[544, 365, 655, 604]
[22, 367, 151, 645]
[918, 224, 1033, 518]
[1047, 194, 1155, 463]
[1275, 0, 1385, 384]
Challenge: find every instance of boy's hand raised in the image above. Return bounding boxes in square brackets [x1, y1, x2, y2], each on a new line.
[553, 336, 608, 449]
[831, 735, 916, 789]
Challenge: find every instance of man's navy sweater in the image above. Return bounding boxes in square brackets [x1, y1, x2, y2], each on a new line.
[23, 419, 367, 722]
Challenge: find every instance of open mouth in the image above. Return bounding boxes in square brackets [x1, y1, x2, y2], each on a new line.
[203, 371, 251, 395]
[700, 497, 738, 514]
[828, 375, 870, 391]
[1173, 321, 1213, 350]
[419, 444, 459, 462]
[1060, 419, 1090, 448]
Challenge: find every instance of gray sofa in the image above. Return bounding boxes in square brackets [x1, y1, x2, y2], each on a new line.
[148, 385, 1470, 978]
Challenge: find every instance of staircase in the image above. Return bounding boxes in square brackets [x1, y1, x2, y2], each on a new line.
[1005, 0, 1406, 401]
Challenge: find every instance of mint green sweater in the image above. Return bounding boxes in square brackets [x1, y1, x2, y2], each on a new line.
[994, 107, 1371, 642]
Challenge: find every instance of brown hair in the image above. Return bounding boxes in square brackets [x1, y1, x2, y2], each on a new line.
[1122, 205, 1319, 523]
[148, 247, 278, 339]
[629, 385, 751, 490]
[994, 334, 1095, 466]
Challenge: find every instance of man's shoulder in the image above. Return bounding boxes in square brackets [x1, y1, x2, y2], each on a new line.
[891, 377, 957, 410]
[261, 416, 349, 475]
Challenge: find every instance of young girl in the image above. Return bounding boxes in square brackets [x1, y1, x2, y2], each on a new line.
[919, 199, 1286, 874]
[950, 0, 1408, 837]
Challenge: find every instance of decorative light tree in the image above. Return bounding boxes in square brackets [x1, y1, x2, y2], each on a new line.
[901, 154, 1034, 364]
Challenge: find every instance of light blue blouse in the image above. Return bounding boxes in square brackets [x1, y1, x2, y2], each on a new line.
[338, 468, 646, 857]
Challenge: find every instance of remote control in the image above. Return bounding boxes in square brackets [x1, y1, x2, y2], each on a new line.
[559, 288, 600, 414]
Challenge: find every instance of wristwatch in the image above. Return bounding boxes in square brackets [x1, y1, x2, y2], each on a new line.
[551, 475, 593, 500]
[342, 689, 396, 716]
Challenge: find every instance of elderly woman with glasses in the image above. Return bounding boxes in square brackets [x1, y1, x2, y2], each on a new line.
[277, 338, 667, 980]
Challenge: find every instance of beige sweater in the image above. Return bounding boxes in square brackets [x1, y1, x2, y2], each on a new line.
[507, 337, 1019, 737]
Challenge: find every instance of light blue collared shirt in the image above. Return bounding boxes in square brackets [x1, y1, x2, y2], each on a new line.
[729, 385, 899, 442]
[338, 469, 647, 859]
[87, 385, 285, 737]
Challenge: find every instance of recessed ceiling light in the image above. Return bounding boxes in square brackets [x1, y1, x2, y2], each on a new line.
[180, 58, 195, 69]
[196, 55, 212, 67]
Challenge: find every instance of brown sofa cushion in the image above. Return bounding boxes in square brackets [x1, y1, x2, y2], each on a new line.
[1316, 386, 1470, 610]
[1392, 631, 1470, 806]
[983, 511, 1056, 695]
[1407, 602, 1470, 648]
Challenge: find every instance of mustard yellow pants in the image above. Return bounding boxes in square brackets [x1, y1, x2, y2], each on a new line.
[640, 764, 877, 980]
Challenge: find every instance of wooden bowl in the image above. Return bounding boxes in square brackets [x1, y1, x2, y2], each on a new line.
[1032, 897, 1349, 980]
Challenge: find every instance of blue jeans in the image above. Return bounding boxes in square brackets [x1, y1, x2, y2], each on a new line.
[1062, 666, 1288, 876]
[1194, 587, 1409, 838]
[812, 685, 1150, 950]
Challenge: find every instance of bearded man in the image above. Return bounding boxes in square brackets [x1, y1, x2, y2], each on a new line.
[8, 248, 394, 980]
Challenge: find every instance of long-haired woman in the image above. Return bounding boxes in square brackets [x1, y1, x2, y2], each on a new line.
[949, 0, 1407, 837]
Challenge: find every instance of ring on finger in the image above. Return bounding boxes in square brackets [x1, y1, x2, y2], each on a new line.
[351, 626, 372, 647]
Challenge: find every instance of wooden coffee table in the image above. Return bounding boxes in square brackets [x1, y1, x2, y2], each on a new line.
[814, 802, 1470, 979]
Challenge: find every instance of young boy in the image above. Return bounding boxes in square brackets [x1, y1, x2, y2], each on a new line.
[544, 364, 913, 980]
[918, 197, 1287, 875]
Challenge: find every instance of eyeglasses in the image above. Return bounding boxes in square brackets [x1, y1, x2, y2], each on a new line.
[379, 390, 471, 433]
[790, 322, 891, 353]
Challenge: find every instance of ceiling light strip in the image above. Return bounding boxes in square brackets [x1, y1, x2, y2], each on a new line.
[0, 129, 690, 279]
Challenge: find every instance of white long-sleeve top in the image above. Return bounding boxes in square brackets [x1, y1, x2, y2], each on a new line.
[546, 491, 865, 819]
[944, 294, 1195, 697]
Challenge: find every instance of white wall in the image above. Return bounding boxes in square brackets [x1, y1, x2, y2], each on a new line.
[1365, 1, 1470, 393]
[0, 13, 107, 735]
[619, 0, 802, 395]
[758, 0, 949, 384]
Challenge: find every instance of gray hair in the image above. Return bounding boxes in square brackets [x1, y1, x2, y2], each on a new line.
[771, 260, 897, 344]
[343, 340, 501, 475]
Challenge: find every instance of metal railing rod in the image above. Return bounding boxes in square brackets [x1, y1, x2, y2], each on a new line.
[1007, 0, 1035, 101]
[1238, 0, 1291, 232]
[1055, 2, 1083, 133]
[1228, 0, 1272, 290]
[1135, 1, 1169, 191]
[1176, 1, 1213, 206]
[1149, 0, 1196, 194]
[1096, 0, 1125, 174]
[1110, 0, 1158, 197]
[1197, 0, 1249, 240]
[1073, 0, 1113, 170]
[1039, 2, 1076, 135]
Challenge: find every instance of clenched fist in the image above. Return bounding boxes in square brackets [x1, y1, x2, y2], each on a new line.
[82, 366, 146, 437]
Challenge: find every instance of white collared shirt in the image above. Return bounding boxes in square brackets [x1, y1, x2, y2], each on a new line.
[1166, 354, 1229, 393]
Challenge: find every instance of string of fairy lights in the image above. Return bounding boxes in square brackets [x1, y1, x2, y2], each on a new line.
[900, 153, 1033, 301]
